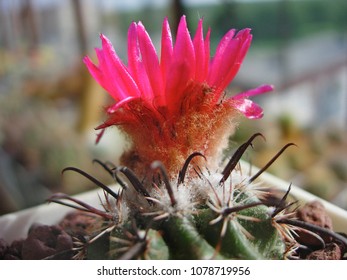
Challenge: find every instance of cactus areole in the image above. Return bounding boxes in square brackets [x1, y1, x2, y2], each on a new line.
[46, 16, 347, 260]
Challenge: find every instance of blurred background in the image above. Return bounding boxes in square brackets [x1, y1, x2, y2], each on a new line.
[0, 0, 346, 215]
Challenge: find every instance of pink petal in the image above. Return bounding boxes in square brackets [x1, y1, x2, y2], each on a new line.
[208, 37, 240, 93]
[94, 47, 120, 97]
[235, 29, 252, 63]
[207, 28, 236, 86]
[160, 17, 173, 94]
[100, 34, 140, 99]
[107, 96, 137, 114]
[209, 29, 252, 100]
[204, 28, 211, 81]
[231, 98, 264, 119]
[193, 18, 206, 82]
[137, 22, 165, 106]
[83, 55, 110, 92]
[95, 128, 106, 144]
[165, 59, 192, 113]
[127, 23, 153, 100]
[84, 49, 127, 101]
[219, 31, 252, 86]
[223, 31, 252, 83]
[233, 84, 274, 99]
[166, 16, 195, 111]
[173, 16, 195, 73]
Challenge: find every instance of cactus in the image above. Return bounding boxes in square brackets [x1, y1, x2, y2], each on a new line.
[48, 138, 347, 260]
[47, 16, 347, 260]
[48, 133, 300, 260]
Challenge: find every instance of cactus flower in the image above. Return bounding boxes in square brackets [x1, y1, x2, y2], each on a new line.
[84, 16, 273, 176]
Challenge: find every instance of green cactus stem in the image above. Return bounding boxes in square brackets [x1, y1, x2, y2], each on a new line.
[160, 216, 222, 260]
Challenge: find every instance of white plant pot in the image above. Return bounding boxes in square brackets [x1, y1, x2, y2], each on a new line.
[1, 164, 347, 243]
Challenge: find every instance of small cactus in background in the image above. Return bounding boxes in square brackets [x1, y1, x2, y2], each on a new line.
[48, 16, 347, 259]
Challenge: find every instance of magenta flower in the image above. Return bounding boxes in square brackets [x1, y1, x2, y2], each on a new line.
[84, 16, 273, 176]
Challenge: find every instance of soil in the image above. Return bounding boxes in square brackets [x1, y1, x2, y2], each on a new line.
[293, 201, 347, 260]
[0, 201, 346, 260]
[0, 224, 73, 260]
[306, 242, 342, 260]
[295, 200, 334, 246]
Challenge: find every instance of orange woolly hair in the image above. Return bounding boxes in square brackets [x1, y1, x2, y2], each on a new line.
[118, 82, 240, 178]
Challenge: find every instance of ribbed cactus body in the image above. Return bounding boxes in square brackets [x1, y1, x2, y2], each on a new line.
[81, 168, 286, 260]
[53, 135, 295, 260]
[195, 207, 284, 260]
